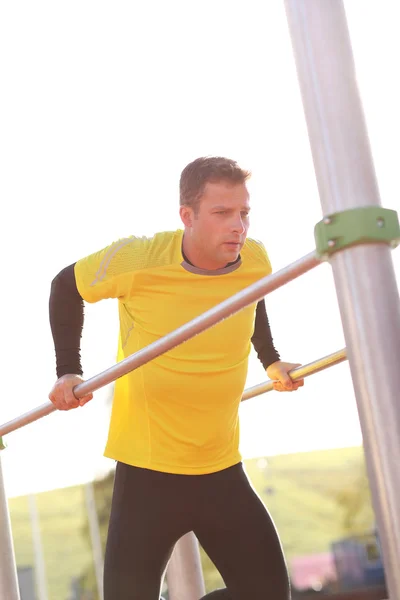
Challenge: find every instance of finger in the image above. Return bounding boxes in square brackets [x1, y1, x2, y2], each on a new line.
[78, 394, 93, 407]
[58, 402, 71, 411]
[273, 380, 301, 393]
[48, 391, 66, 410]
[272, 372, 293, 390]
[58, 395, 75, 410]
[281, 376, 294, 391]
[285, 366, 304, 389]
[290, 380, 304, 390]
[288, 365, 303, 385]
[49, 396, 69, 411]
[273, 381, 285, 392]
[64, 389, 80, 409]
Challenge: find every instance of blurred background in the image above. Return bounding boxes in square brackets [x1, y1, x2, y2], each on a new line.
[1, 0, 398, 598]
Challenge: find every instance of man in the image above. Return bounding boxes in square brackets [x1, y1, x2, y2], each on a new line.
[49, 156, 304, 600]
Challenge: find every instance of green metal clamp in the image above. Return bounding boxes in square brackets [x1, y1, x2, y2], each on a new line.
[315, 207, 400, 259]
[0, 437, 5, 451]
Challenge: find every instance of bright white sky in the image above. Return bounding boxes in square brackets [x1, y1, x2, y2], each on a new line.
[1, 1, 399, 498]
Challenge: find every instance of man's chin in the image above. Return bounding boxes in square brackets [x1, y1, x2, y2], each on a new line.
[221, 248, 240, 263]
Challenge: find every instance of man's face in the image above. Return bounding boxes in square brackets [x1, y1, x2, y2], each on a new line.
[181, 181, 250, 269]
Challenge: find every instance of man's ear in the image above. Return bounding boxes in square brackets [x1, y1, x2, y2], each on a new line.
[179, 205, 193, 228]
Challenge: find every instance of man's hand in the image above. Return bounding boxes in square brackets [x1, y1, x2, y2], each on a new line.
[266, 361, 304, 392]
[48, 374, 93, 411]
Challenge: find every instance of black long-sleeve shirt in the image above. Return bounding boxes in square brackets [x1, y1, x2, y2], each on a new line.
[49, 264, 280, 378]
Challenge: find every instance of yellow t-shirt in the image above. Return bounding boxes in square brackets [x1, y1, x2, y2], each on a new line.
[74, 229, 272, 474]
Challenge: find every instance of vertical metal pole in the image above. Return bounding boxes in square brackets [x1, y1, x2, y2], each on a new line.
[166, 533, 206, 600]
[84, 483, 104, 600]
[28, 494, 49, 600]
[0, 452, 21, 600]
[284, 2, 400, 598]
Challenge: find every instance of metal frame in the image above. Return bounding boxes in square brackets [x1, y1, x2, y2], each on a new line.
[28, 494, 48, 600]
[0, 252, 319, 439]
[84, 483, 104, 600]
[0, 461, 20, 600]
[284, 1, 400, 597]
[0, 252, 320, 600]
[242, 348, 346, 401]
[0, 343, 349, 600]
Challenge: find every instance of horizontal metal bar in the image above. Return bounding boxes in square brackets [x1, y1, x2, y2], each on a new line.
[0, 251, 320, 438]
[241, 348, 347, 401]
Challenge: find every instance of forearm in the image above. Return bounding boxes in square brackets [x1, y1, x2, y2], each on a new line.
[251, 299, 280, 369]
[49, 263, 84, 377]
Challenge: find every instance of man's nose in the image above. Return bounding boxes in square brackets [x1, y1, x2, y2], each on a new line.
[231, 215, 246, 234]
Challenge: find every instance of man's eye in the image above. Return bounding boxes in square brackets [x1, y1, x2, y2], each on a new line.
[216, 211, 227, 215]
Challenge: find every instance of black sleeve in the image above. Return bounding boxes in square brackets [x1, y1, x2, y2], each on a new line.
[251, 299, 280, 369]
[49, 263, 84, 378]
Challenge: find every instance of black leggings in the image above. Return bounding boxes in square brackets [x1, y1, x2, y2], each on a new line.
[103, 462, 290, 600]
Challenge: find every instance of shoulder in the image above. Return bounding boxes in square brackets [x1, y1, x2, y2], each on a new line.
[243, 238, 270, 263]
[105, 230, 177, 254]
[148, 230, 181, 253]
[241, 238, 272, 275]
[75, 230, 179, 276]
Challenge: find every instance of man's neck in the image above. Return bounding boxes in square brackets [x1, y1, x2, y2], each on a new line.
[181, 237, 239, 270]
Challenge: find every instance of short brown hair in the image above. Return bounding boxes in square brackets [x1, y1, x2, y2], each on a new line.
[180, 156, 251, 213]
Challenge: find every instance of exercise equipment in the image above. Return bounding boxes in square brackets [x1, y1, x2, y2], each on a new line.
[1, 1, 400, 599]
